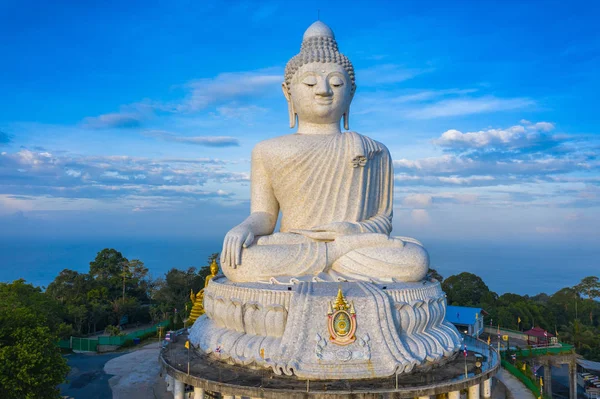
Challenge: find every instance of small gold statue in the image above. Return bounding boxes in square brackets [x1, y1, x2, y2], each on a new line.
[188, 259, 219, 325]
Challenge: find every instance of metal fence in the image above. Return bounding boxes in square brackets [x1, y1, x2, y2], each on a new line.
[62, 320, 170, 352]
[57, 339, 71, 349]
[516, 344, 574, 357]
[501, 359, 551, 399]
[98, 320, 170, 346]
[71, 337, 98, 352]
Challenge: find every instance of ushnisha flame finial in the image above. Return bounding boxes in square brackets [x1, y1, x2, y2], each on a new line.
[284, 21, 355, 95]
[333, 287, 349, 311]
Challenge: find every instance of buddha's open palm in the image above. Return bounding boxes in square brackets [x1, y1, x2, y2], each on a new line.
[222, 225, 254, 269]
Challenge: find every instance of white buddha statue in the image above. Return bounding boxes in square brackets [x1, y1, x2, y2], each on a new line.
[221, 21, 429, 284]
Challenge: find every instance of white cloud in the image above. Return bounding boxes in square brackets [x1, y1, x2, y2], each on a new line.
[65, 169, 82, 177]
[438, 175, 494, 184]
[529, 122, 554, 132]
[171, 69, 281, 113]
[434, 125, 529, 148]
[358, 64, 432, 86]
[402, 194, 433, 208]
[410, 209, 431, 225]
[81, 68, 281, 130]
[404, 96, 534, 119]
[83, 112, 143, 129]
[432, 122, 559, 151]
[0, 149, 249, 203]
[143, 130, 239, 147]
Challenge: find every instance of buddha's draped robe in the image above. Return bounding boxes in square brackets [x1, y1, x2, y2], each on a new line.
[223, 132, 427, 283]
[265, 131, 392, 234]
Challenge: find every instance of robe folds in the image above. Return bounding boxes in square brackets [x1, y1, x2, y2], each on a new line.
[252, 131, 393, 235]
[220, 132, 431, 284]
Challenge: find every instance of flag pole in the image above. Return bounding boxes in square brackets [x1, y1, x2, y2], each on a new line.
[497, 324, 500, 358]
[463, 343, 468, 378]
[185, 340, 190, 375]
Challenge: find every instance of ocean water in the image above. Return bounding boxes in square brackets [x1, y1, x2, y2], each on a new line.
[0, 236, 597, 295]
[0, 236, 222, 289]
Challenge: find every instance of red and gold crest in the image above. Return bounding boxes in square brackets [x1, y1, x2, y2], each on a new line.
[327, 288, 356, 345]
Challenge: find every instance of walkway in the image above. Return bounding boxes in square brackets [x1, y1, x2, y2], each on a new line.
[104, 342, 171, 399]
[495, 368, 535, 399]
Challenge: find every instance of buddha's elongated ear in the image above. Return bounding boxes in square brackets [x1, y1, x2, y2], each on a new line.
[343, 108, 350, 131]
[282, 82, 296, 129]
[343, 91, 354, 131]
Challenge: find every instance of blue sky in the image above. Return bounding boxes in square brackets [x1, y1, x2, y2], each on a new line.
[0, 0, 599, 251]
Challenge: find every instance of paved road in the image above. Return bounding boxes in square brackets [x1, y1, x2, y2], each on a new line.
[496, 368, 536, 399]
[60, 352, 121, 399]
[104, 343, 170, 399]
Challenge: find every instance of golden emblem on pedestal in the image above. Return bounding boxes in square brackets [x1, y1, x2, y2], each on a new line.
[327, 288, 357, 345]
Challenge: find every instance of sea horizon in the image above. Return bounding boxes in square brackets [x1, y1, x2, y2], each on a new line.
[1, 235, 596, 297]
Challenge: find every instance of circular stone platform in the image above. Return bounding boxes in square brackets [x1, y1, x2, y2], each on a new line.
[161, 333, 499, 398]
[189, 278, 463, 380]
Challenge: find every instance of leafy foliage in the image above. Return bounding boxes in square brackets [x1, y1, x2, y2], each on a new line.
[46, 249, 152, 336]
[442, 272, 497, 307]
[443, 274, 600, 360]
[0, 280, 70, 399]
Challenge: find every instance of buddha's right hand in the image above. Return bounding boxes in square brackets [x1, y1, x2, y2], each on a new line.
[222, 225, 255, 269]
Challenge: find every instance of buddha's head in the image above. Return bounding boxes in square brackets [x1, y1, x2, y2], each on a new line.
[283, 21, 356, 130]
[210, 258, 219, 276]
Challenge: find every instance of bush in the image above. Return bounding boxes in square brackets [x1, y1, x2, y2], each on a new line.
[105, 325, 123, 336]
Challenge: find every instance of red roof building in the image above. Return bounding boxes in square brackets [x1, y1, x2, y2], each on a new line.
[524, 327, 554, 346]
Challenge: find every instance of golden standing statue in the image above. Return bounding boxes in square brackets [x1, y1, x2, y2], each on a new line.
[188, 259, 219, 325]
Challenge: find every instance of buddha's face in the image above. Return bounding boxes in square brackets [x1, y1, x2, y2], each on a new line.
[285, 62, 353, 126]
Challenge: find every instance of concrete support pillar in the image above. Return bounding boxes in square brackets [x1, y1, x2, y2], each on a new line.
[193, 387, 204, 399]
[482, 378, 492, 398]
[448, 391, 461, 399]
[569, 361, 577, 399]
[468, 383, 480, 399]
[543, 363, 553, 398]
[173, 379, 185, 399]
[165, 375, 174, 392]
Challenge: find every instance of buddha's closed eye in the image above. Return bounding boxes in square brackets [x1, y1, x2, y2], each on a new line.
[302, 76, 317, 86]
[330, 76, 344, 87]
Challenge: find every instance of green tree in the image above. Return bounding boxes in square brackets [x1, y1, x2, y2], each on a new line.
[427, 268, 444, 283]
[153, 267, 204, 318]
[575, 276, 600, 325]
[46, 269, 104, 335]
[442, 272, 497, 307]
[548, 287, 580, 327]
[89, 248, 128, 298]
[110, 297, 139, 326]
[119, 259, 150, 304]
[86, 287, 109, 334]
[0, 280, 69, 399]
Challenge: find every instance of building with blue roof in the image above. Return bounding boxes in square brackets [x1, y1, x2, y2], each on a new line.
[445, 305, 487, 337]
